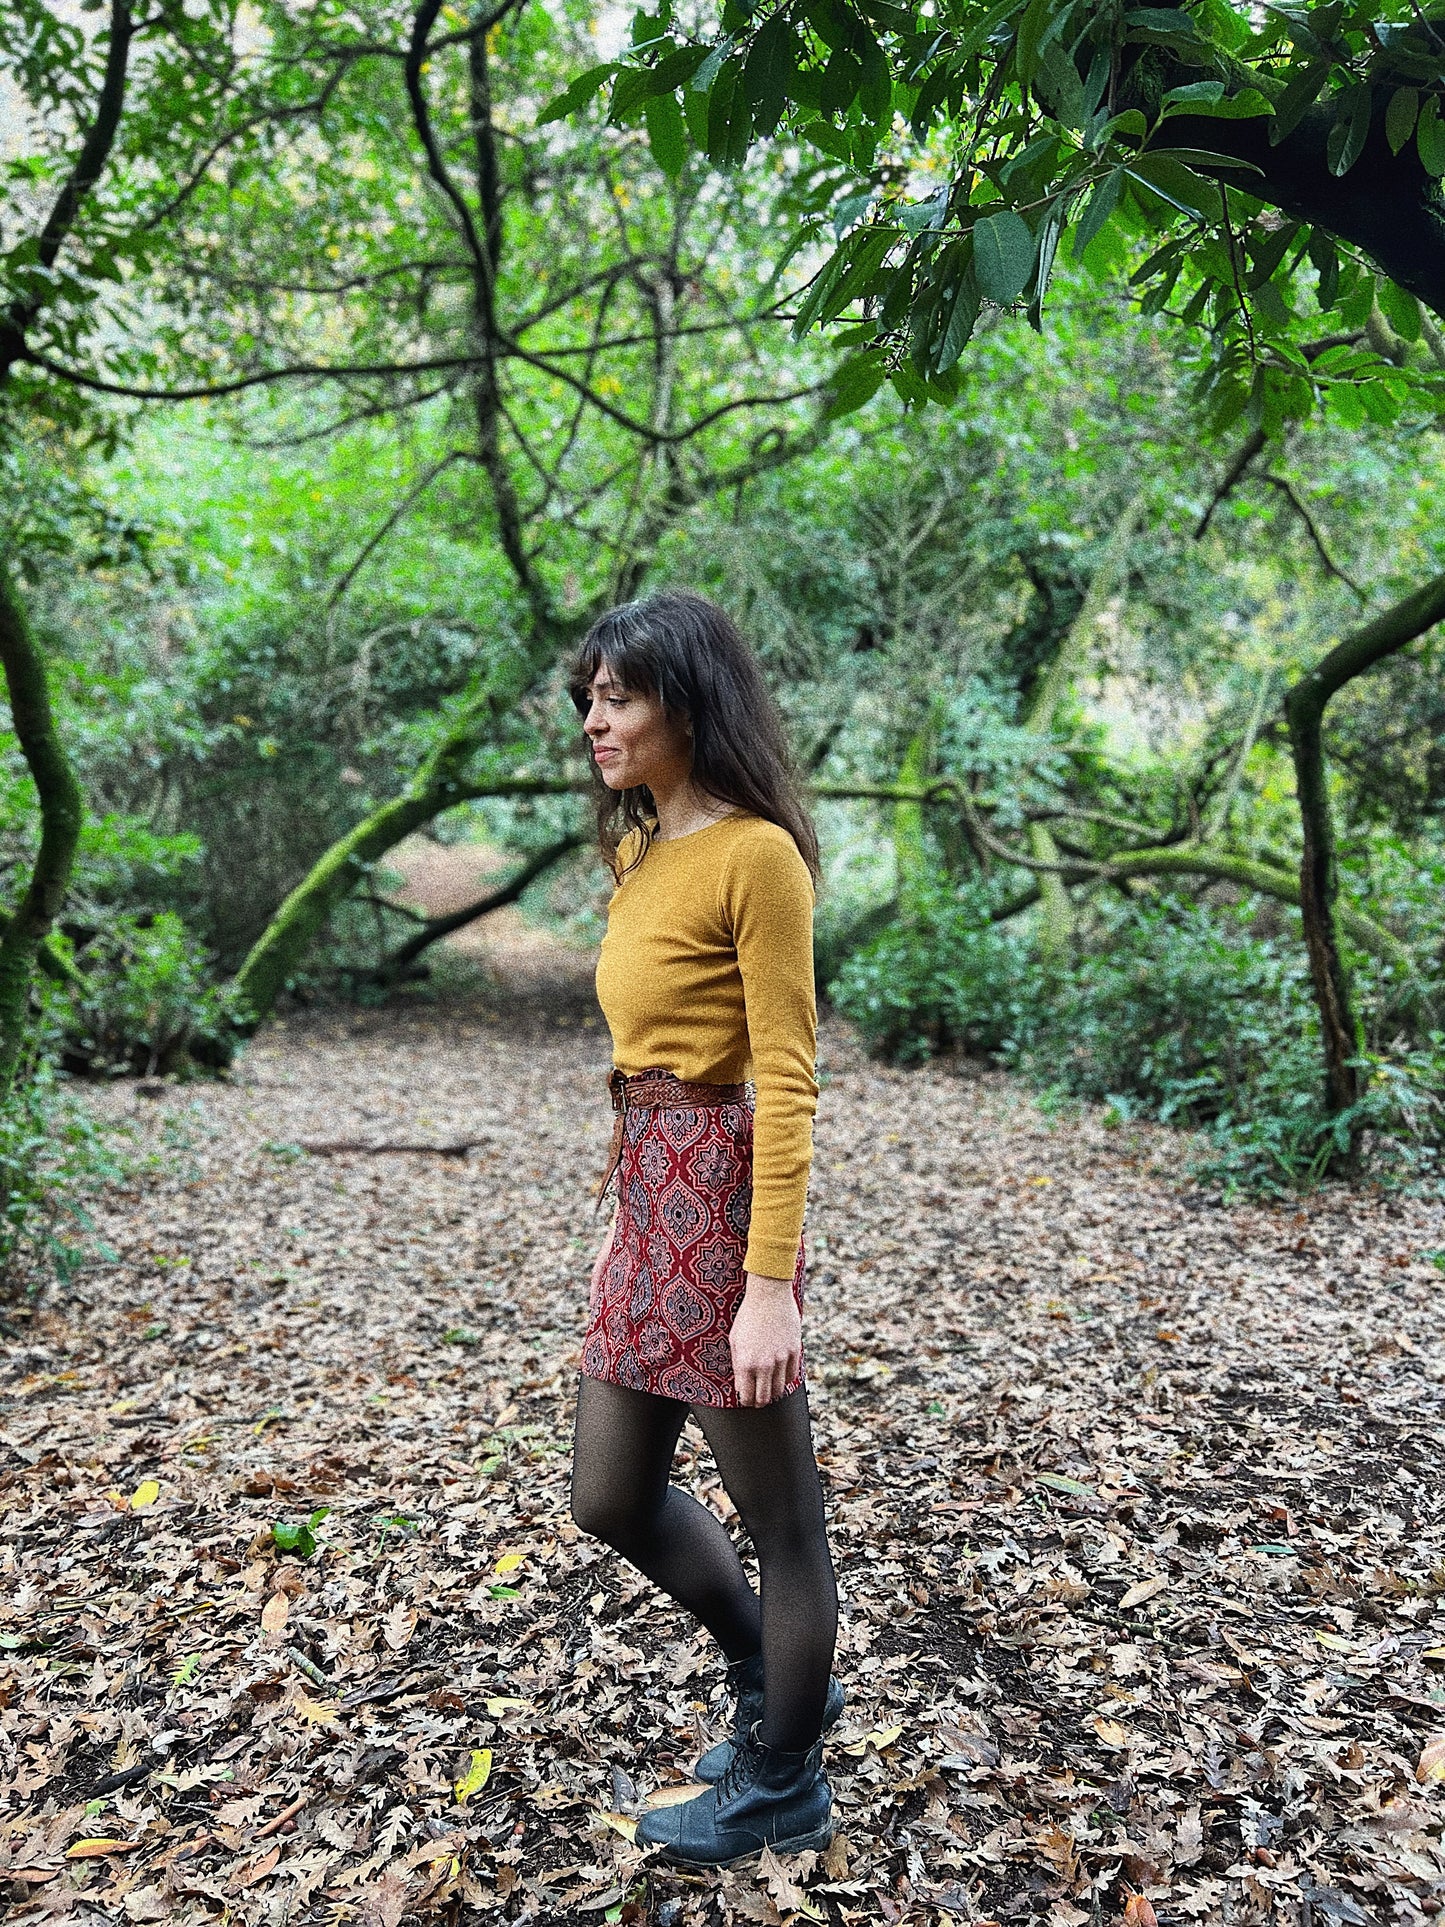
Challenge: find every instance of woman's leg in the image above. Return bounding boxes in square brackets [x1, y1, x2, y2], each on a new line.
[570, 1375, 763, 1661]
[694, 1387, 838, 1754]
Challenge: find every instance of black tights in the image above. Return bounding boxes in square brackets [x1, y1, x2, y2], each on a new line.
[570, 1377, 838, 1752]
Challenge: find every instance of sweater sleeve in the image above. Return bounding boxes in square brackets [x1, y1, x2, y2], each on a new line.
[721, 828, 818, 1277]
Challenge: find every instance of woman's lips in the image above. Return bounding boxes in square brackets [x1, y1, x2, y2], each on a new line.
[593, 747, 618, 762]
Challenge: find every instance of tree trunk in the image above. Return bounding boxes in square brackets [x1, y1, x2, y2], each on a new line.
[1283, 569, 1445, 1125]
[231, 646, 553, 1030]
[371, 832, 583, 983]
[0, 567, 85, 1100]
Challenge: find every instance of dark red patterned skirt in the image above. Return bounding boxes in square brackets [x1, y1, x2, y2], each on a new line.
[581, 1070, 806, 1408]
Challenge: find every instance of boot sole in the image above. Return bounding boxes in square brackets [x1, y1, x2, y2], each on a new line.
[650, 1817, 836, 1869]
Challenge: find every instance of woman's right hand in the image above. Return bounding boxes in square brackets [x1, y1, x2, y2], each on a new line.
[589, 1225, 615, 1313]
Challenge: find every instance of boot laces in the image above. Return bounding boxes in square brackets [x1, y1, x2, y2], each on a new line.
[717, 1721, 762, 1804]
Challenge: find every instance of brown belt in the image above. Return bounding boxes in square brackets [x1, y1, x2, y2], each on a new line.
[596, 1066, 751, 1209]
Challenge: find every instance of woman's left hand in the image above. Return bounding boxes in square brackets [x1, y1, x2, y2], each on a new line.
[729, 1272, 802, 1408]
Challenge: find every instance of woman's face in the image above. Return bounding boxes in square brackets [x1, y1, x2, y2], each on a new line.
[581, 666, 692, 793]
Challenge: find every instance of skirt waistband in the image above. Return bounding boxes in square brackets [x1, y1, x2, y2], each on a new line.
[607, 1066, 751, 1114]
[598, 1067, 752, 1206]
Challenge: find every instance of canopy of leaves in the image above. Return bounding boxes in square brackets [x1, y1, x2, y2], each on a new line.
[585, 0, 1445, 430]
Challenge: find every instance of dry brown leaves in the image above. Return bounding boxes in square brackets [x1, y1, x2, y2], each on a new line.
[2, 935, 1444, 1927]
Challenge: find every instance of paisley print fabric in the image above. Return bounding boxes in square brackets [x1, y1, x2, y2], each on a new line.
[582, 1091, 806, 1408]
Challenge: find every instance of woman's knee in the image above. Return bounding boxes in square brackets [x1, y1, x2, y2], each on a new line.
[570, 1475, 653, 1551]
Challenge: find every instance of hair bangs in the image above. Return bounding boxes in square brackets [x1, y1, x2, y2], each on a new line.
[567, 607, 660, 717]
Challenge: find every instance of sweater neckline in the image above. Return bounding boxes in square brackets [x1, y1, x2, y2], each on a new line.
[648, 810, 749, 848]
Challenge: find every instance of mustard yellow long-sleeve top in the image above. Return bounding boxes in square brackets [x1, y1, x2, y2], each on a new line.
[595, 811, 818, 1280]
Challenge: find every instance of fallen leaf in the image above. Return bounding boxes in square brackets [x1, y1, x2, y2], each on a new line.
[383, 1602, 417, 1650]
[1417, 1735, 1445, 1784]
[260, 1593, 289, 1634]
[839, 1723, 904, 1756]
[1119, 1576, 1168, 1610]
[66, 1839, 141, 1859]
[485, 1695, 532, 1716]
[454, 1748, 492, 1802]
[758, 1843, 824, 1919]
[493, 1551, 525, 1573]
[129, 1479, 160, 1510]
[594, 1810, 638, 1841]
[1093, 1716, 1131, 1749]
[294, 1691, 339, 1725]
[230, 1844, 282, 1891]
[1123, 1898, 1158, 1927]
[361, 1869, 410, 1927]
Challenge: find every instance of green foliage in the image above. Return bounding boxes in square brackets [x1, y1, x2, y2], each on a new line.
[830, 878, 1037, 1063]
[0, 1049, 122, 1289]
[271, 1508, 330, 1559]
[56, 912, 238, 1077]
[832, 881, 1445, 1196]
[604, 0, 1445, 429]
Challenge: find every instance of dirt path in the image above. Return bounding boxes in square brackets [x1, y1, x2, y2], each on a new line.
[3, 923, 1444, 1927]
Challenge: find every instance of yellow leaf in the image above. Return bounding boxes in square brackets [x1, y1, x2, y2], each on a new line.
[130, 1479, 160, 1510]
[1316, 1631, 1356, 1651]
[293, 1697, 332, 1733]
[66, 1839, 140, 1859]
[595, 1810, 638, 1841]
[485, 1696, 532, 1716]
[261, 1593, 289, 1634]
[494, 1552, 525, 1574]
[1421, 1646, 1445, 1663]
[454, 1748, 493, 1803]
[1092, 1716, 1131, 1749]
[1417, 1734, 1445, 1784]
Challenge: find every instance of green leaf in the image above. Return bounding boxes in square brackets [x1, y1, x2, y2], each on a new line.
[1308, 227, 1339, 309]
[537, 63, 618, 127]
[1014, 0, 1055, 87]
[1126, 151, 1222, 222]
[1378, 278, 1422, 343]
[1268, 56, 1329, 145]
[705, 59, 751, 166]
[1037, 1472, 1096, 1497]
[824, 349, 888, 418]
[1418, 95, 1445, 178]
[1072, 167, 1122, 259]
[1386, 85, 1419, 157]
[1160, 82, 1271, 121]
[936, 259, 981, 370]
[743, 12, 795, 138]
[1326, 84, 1370, 177]
[972, 208, 1035, 304]
[793, 226, 893, 336]
[644, 92, 687, 175]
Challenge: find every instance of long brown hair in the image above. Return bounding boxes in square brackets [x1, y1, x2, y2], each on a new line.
[568, 590, 819, 882]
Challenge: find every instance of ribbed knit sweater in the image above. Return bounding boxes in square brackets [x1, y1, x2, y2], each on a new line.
[594, 811, 818, 1279]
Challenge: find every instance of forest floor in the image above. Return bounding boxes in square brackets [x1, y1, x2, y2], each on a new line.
[4, 855, 1445, 1927]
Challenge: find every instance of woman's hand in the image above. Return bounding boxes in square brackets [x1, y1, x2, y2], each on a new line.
[729, 1272, 802, 1408]
[589, 1225, 616, 1314]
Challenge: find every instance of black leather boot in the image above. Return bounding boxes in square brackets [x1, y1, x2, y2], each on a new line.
[695, 1655, 845, 1783]
[637, 1724, 834, 1866]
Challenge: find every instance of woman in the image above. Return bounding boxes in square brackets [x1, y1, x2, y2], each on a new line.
[568, 590, 844, 1867]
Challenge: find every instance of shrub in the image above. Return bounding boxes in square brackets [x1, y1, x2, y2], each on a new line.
[831, 874, 1445, 1197]
[0, 1055, 123, 1290]
[829, 879, 1039, 1064]
[58, 911, 239, 1076]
